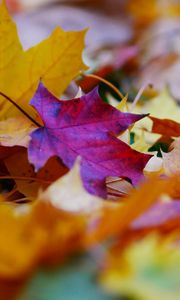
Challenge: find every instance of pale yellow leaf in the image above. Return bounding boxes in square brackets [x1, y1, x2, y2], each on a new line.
[162, 138, 180, 175]
[131, 131, 149, 152]
[39, 159, 103, 213]
[131, 88, 180, 148]
[144, 155, 163, 176]
[0, 117, 35, 147]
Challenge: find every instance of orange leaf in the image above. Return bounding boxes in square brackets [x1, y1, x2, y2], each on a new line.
[86, 174, 180, 244]
[150, 116, 180, 137]
[0, 201, 85, 280]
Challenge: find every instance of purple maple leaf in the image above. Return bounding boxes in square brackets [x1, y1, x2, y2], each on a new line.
[28, 83, 151, 197]
[132, 200, 180, 229]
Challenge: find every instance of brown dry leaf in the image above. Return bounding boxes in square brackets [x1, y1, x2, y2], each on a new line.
[4, 148, 68, 198]
[0, 280, 23, 300]
[0, 146, 21, 162]
[150, 116, 180, 137]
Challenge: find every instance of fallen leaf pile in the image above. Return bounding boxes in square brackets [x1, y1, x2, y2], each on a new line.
[0, 1, 179, 299]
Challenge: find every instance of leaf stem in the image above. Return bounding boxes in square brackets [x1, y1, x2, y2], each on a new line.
[130, 82, 150, 111]
[14, 197, 32, 203]
[4, 187, 18, 199]
[81, 73, 124, 100]
[0, 175, 51, 184]
[0, 92, 41, 127]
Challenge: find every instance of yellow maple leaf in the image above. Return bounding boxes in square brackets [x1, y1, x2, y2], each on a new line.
[0, 0, 22, 75]
[0, 1, 87, 120]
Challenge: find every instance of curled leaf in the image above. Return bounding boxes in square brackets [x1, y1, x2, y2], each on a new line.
[162, 138, 180, 175]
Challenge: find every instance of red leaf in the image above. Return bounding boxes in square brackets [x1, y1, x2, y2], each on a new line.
[28, 83, 151, 197]
[150, 116, 180, 137]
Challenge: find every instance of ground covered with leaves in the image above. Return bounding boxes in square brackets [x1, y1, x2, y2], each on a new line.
[0, 1, 180, 299]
